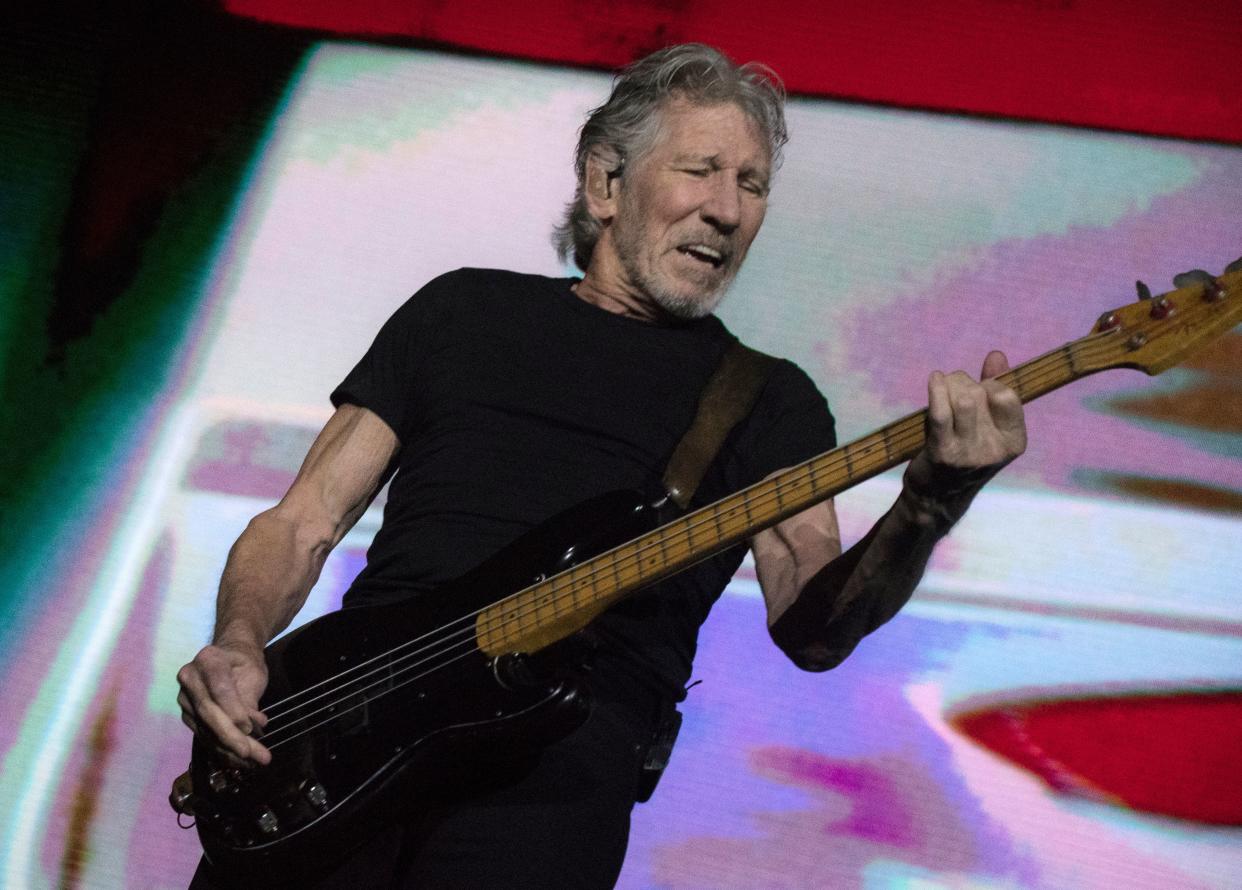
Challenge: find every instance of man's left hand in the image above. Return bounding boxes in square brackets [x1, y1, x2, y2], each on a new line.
[905, 349, 1027, 505]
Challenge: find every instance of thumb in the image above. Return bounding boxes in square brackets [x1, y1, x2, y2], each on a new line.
[981, 350, 1010, 380]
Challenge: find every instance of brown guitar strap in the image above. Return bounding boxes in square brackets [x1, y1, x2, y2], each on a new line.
[637, 336, 774, 803]
[662, 337, 777, 510]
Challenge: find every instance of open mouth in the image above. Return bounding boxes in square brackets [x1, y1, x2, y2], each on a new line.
[677, 244, 727, 268]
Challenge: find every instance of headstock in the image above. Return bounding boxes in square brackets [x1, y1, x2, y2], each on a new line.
[1075, 264, 1242, 376]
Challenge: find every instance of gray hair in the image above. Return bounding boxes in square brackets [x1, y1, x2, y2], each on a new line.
[552, 43, 788, 271]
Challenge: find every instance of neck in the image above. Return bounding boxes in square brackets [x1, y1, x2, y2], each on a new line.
[572, 237, 671, 323]
[571, 276, 664, 323]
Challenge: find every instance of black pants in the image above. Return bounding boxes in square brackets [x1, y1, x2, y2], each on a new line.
[189, 697, 649, 889]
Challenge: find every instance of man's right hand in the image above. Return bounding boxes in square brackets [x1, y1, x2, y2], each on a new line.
[177, 640, 272, 766]
[173, 405, 401, 770]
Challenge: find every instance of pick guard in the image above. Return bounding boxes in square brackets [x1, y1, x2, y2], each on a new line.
[190, 489, 657, 883]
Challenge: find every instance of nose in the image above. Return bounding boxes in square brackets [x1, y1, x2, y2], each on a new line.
[700, 173, 741, 234]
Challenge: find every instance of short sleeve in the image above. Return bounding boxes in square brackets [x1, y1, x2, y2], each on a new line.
[329, 274, 451, 443]
[732, 358, 837, 483]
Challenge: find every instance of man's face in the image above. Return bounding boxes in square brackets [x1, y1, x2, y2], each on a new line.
[609, 99, 771, 319]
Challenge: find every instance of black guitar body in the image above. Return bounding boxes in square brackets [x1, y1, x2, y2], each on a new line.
[190, 489, 662, 885]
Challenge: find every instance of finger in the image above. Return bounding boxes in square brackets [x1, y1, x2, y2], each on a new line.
[199, 696, 272, 765]
[927, 371, 952, 443]
[192, 647, 264, 736]
[213, 734, 272, 769]
[946, 372, 980, 439]
[180, 711, 199, 734]
[983, 378, 1022, 418]
[177, 690, 199, 733]
[179, 666, 270, 764]
[243, 735, 272, 766]
[984, 381, 1028, 451]
[981, 350, 1010, 380]
[203, 668, 257, 737]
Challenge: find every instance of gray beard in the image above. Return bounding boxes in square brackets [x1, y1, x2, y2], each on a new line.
[610, 188, 738, 320]
[616, 248, 732, 321]
[651, 287, 726, 320]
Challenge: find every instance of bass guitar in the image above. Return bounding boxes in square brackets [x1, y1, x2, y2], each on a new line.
[172, 265, 1242, 884]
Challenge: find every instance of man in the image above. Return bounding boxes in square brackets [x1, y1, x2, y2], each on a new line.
[177, 44, 1025, 888]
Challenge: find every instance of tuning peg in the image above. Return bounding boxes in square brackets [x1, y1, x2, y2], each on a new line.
[1173, 269, 1214, 288]
[1226, 257, 1242, 275]
[1097, 311, 1122, 332]
[1135, 280, 1152, 300]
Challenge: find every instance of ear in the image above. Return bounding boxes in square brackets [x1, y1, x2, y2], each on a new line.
[583, 150, 621, 223]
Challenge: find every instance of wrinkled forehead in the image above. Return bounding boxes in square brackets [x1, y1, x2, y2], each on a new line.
[644, 97, 772, 171]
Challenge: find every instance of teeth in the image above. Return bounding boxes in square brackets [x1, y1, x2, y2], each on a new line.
[681, 244, 724, 265]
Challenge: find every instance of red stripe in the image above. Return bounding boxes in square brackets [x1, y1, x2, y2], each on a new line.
[954, 691, 1242, 824]
[223, 0, 1242, 143]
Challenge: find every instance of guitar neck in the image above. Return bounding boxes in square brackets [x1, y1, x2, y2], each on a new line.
[475, 336, 1105, 656]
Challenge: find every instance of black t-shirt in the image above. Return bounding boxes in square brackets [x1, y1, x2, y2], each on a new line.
[331, 268, 836, 701]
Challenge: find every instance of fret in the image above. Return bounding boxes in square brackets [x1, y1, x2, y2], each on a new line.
[625, 543, 648, 586]
[788, 466, 810, 503]
[608, 549, 624, 595]
[545, 576, 566, 620]
[646, 538, 664, 571]
[568, 572, 585, 611]
[814, 454, 842, 491]
[562, 575, 584, 616]
[994, 342, 1082, 406]
[711, 501, 727, 542]
[534, 589, 555, 628]
[476, 263, 1242, 658]
[676, 514, 696, 560]
[656, 531, 671, 574]
[806, 458, 821, 492]
[571, 576, 595, 615]
[1008, 361, 1023, 400]
[740, 492, 755, 525]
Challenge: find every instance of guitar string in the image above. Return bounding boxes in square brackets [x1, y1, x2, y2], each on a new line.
[261, 326, 1178, 753]
[256, 331, 1146, 746]
[267, 646, 482, 752]
[256, 342, 1102, 750]
[255, 339, 1099, 738]
[258, 407, 934, 734]
[257, 420, 897, 723]
[253, 338, 1108, 744]
[261, 340, 1084, 750]
[260, 413, 940, 747]
[263, 411, 944, 750]
[253, 301, 1215, 726]
[219, 299, 1240, 756]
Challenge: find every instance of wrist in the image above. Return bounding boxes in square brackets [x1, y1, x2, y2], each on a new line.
[212, 622, 267, 656]
[895, 485, 960, 533]
[904, 453, 994, 500]
[898, 461, 984, 534]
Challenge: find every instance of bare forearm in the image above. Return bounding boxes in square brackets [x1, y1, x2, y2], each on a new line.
[212, 507, 333, 650]
[771, 350, 1027, 671]
[770, 481, 976, 670]
[178, 405, 398, 764]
